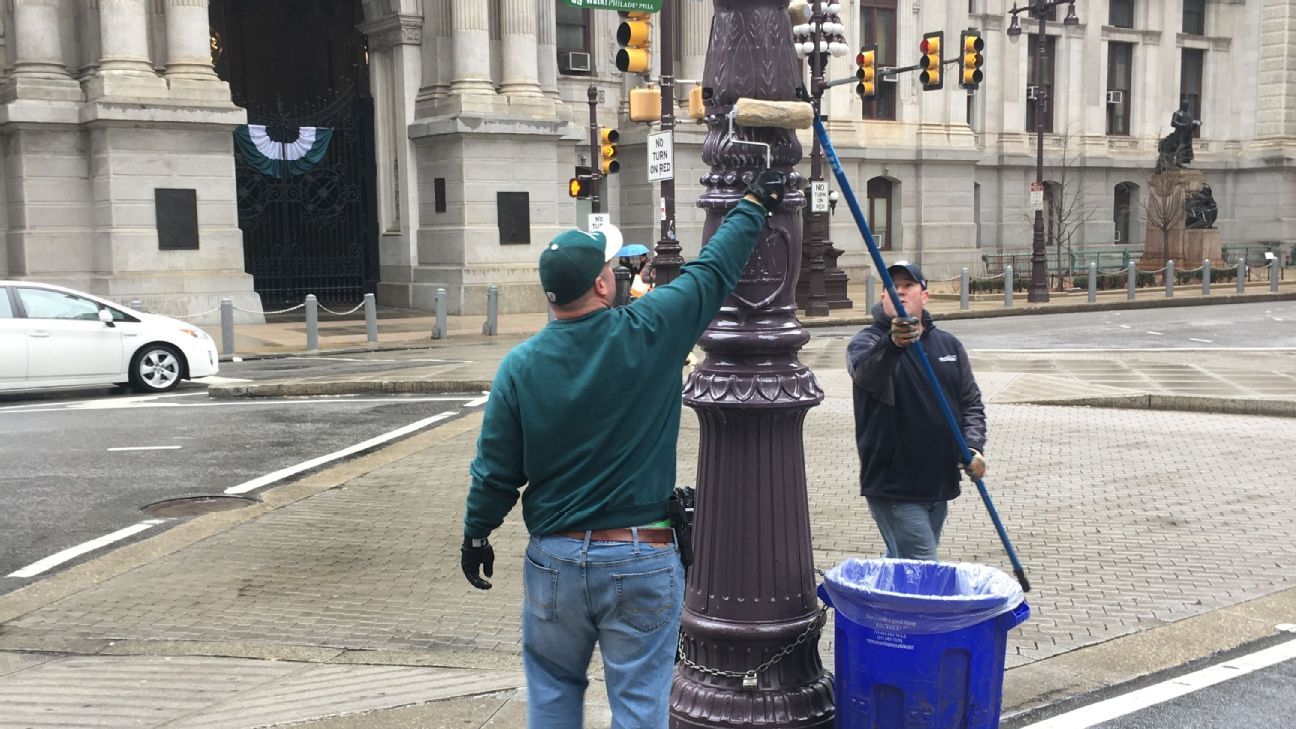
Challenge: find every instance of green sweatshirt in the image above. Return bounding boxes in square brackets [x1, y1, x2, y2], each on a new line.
[464, 199, 767, 538]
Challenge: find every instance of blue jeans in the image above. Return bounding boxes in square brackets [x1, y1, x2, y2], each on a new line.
[866, 497, 949, 561]
[523, 531, 684, 729]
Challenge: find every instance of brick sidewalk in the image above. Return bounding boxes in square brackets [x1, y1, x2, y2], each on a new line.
[2, 341, 1295, 727]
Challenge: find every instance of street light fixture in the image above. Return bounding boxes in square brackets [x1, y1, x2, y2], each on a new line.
[1007, 0, 1080, 303]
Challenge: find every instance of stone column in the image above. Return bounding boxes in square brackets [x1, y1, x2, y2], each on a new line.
[499, 0, 542, 97]
[536, 0, 560, 100]
[680, 0, 711, 82]
[97, 0, 156, 75]
[11, 0, 71, 78]
[417, 0, 452, 101]
[450, 0, 495, 94]
[164, 0, 218, 80]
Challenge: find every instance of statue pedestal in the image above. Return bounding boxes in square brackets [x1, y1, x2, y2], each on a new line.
[1138, 169, 1223, 270]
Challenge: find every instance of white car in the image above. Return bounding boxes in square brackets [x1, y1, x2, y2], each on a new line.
[0, 281, 219, 394]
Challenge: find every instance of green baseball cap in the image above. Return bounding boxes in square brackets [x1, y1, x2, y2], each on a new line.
[540, 224, 623, 305]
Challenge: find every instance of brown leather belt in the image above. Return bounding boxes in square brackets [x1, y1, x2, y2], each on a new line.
[558, 527, 675, 546]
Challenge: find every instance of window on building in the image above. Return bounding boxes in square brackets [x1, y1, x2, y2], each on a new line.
[1109, 0, 1135, 28]
[867, 177, 894, 251]
[973, 183, 982, 249]
[556, 3, 590, 74]
[1106, 42, 1133, 135]
[1113, 182, 1138, 244]
[1182, 0, 1206, 35]
[860, 0, 898, 121]
[1181, 49, 1204, 137]
[1026, 35, 1056, 133]
[1032, 5, 1058, 21]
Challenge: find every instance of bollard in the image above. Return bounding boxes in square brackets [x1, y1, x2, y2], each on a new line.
[613, 266, 632, 307]
[364, 293, 378, 343]
[1237, 259, 1246, 294]
[865, 270, 876, 311]
[1087, 262, 1097, 304]
[1272, 257, 1280, 293]
[1165, 260, 1175, 298]
[305, 294, 319, 351]
[960, 267, 970, 311]
[1127, 261, 1136, 302]
[1003, 264, 1014, 308]
[482, 285, 499, 336]
[1202, 259, 1212, 296]
[130, 298, 144, 312]
[431, 287, 448, 339]
[220, 297, 235, 356]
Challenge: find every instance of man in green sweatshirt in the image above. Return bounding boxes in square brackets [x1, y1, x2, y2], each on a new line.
[460, 170, 785, 728]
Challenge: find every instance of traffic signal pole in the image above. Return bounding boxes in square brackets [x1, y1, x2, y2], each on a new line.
[652, 0, 682, 285]
[587, 83, 601, 215]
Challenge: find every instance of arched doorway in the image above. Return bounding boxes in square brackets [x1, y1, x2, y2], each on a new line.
[210, 0, 379, 306]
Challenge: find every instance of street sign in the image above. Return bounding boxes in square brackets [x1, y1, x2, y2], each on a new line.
[647, 131, 674, 182]
[561, 0, 662, 12]
[588, 213, 610, 233]
[810, 181, 829, 213]
[1030, 181, 1044, 210]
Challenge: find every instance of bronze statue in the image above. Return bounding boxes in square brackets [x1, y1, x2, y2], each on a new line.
[1185, 184, 1218, 229]
[1157, 101, 1203, 172]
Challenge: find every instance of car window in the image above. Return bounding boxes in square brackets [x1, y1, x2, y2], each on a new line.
[0, 289, 13, 318]
[17, 288, 103, 321]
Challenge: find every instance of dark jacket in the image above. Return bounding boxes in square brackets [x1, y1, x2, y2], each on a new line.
[845, 303, 986, 502]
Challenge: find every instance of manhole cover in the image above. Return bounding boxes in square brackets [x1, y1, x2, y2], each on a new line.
[141, 495, 257, 518]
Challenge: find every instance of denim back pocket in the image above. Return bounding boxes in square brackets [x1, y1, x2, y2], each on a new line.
[613, 564, 677, 633]
[523, 552, 559, 622]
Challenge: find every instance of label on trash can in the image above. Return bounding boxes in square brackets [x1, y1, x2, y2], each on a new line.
[866, 629, 915, 651]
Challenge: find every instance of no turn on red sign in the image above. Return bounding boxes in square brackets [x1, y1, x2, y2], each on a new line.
[647, 131, 673, 182]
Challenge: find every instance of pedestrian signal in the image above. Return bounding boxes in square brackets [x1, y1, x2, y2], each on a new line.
[568, 165, 594, 199]
[919, 31, 943, 91]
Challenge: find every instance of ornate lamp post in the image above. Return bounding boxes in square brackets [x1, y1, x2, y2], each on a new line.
[1008, 0, 1079, 303]
[670, 1, 832, 727]
[792, 2, 849, 317]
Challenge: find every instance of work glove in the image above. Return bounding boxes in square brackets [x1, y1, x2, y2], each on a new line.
[746, 169, 786, 213]
[889, 316, 921, 348]
[461, 536, 494, 590]
[961, 449, 988, 481]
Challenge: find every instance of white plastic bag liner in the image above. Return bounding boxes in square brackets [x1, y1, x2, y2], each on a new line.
[823, 558, 1025, 635]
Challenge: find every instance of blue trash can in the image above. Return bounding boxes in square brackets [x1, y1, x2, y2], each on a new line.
[818, 559, 1029, 729]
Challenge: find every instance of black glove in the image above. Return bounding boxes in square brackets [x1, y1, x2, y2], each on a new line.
[746, 170, 786, 213]
[461, 535, 494, 590]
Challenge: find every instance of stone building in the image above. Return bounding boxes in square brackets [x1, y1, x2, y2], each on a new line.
[1, 0, 1292, 316]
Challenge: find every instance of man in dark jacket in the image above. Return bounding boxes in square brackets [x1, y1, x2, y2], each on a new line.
[845, 262, 987, 561]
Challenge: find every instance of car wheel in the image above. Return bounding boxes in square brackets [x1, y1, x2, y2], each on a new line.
[129, 344, 184, 393]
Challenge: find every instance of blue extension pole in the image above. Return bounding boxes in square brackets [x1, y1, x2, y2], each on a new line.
[813, 118, 1030, 592]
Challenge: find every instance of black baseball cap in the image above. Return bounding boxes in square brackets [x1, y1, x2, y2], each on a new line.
[886, 260, 927, 290]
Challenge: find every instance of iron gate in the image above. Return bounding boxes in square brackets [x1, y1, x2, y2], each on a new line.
[233, 88, 378, 307]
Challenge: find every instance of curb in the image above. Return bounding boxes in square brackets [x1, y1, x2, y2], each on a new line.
[207, 380, 494, 398]
[1023, 394, 1296, 419]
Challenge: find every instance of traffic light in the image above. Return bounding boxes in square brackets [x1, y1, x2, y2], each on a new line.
[960, 30, 985, 90]
[615, 12, 652, 74]
[568, 165, 594, 199]
[599, 128, 620, 174]
[919, 31, 943, 90]
[855, 44, 878, 100]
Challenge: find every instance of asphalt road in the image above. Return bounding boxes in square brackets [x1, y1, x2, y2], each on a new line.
[0, 391, 479, 593]
[816, 300, 1296, 350]
[1093, 657, 1296, 728]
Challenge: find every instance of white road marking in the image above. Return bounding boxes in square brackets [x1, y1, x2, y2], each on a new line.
[1146, 330, 1165, 336]
[192, 376, 253, 385]
[106, 446, 183, 452]
[465, 392, 490, 407]
[1019, 637, 1296, 729]
[1188, 338, 1213, 344]
[224, 411, 458, 495]
[6, 520, 168, 578]
[970, 347, 1296, 353]
[1119, 324, 1132, 329]
[3, 396, 477, 414]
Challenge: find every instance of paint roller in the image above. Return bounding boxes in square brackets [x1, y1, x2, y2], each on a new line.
[722, 98, 815, 168]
